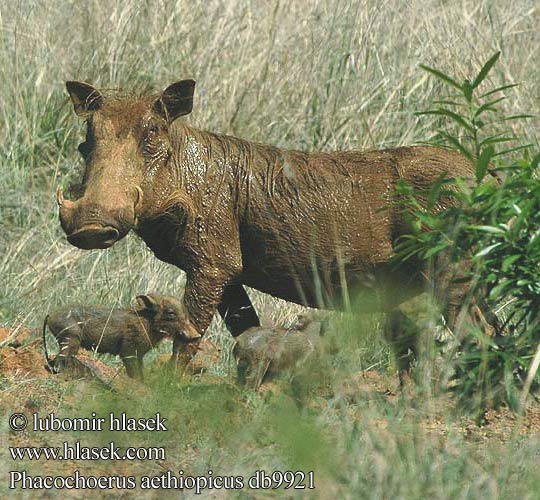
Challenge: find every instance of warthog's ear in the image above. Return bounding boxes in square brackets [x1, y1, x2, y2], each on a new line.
[154, 79, 195, 123]
[135, 294, 159, 313]
[66, 81, 103, 116]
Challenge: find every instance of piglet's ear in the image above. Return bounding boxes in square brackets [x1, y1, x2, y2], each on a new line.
[154, 79, 195, 123]
[66, 81, 103, 116]
[135, 294, 158, 313]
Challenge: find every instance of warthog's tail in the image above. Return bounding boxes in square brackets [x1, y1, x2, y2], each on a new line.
[42, 315, 55, 373]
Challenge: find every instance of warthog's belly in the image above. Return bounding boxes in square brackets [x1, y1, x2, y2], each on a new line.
[239, 220, 425, 310]
[241, 259, 424, 310]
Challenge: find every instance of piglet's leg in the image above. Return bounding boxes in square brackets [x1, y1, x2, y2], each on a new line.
[122, 355, 144, 381]
[54, 329, 82, 370]
[171, 339, 201, 367]
[245, 358, 272, 391]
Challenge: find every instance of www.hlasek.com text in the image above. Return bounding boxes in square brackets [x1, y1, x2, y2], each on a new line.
[10, 441, 165, 461]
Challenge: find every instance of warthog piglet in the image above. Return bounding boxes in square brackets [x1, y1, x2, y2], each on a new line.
[233, 318, 330, 390]
[43, 294, 200, 380]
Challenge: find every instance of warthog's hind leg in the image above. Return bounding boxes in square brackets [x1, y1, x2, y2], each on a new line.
[53, 330, 82, 371]
[383, 309, 418, 384]
[435, 258, 502, 338]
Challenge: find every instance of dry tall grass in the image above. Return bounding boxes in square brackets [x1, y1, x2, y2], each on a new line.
[1, 0, 539, 333]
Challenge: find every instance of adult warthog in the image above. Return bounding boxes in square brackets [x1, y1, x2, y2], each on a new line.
[59, 79, 494, 368]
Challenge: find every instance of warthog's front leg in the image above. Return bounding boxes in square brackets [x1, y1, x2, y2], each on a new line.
[218, 283, 260, 337]
[171, 268, 236, 366]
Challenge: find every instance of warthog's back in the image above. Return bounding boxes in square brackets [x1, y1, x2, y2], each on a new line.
[47, 306, 143, 355]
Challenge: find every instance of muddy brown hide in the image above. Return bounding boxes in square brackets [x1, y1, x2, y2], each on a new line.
[59, 80, 482, 366]
[233, 320, 328, 390]
[44, 295, 198, 380]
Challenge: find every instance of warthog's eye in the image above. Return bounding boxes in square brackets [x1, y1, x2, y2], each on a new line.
[164, 312, 178, 321]
[143, 123, 160, 144]
[142, 122, 170, 164]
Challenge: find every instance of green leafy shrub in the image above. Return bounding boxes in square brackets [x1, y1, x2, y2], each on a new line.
[394, 52, 540, 414]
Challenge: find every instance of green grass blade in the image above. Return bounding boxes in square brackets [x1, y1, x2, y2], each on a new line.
[419, 64, 463, 91]
[472, 52, 501, 89]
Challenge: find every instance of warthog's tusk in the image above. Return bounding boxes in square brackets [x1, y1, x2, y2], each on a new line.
[56, 186, 75, 209]
[134, 185, 144, 212]
[56, 186, 65, 207]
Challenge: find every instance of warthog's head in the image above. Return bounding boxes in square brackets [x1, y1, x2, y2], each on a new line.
[135, 294, 200, 341]
[58, 79, 195, 249]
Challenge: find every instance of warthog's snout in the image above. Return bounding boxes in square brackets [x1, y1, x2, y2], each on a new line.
[57, 186, 143, 250]
[66, 224, 120, 250]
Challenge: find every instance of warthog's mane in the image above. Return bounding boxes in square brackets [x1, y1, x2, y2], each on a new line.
[170, 123, 284, 181]
[168, 122, 285, 216]
[96, 85, 157, 101]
